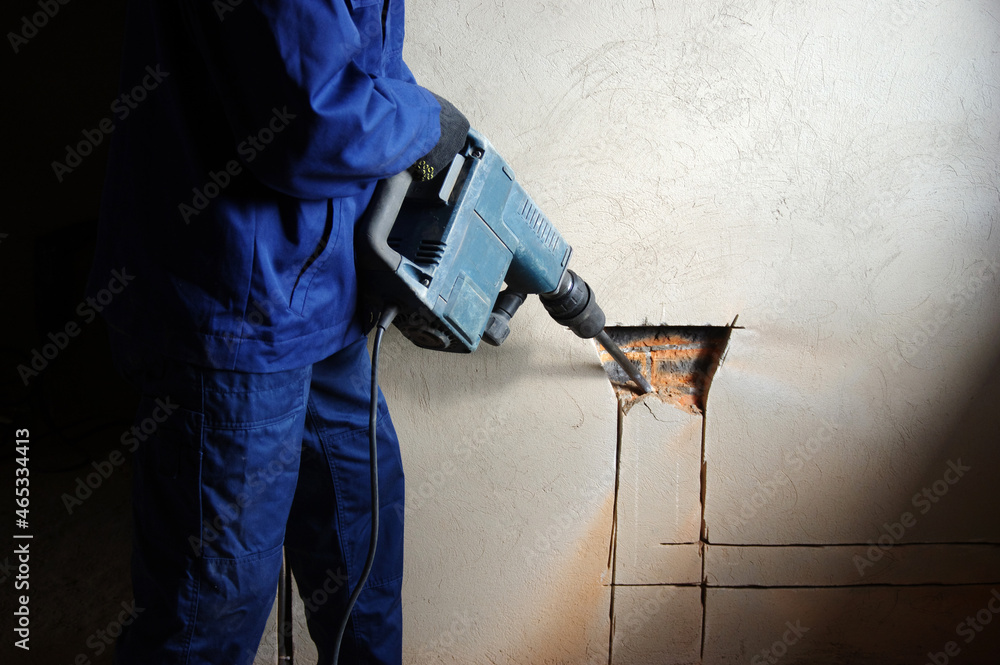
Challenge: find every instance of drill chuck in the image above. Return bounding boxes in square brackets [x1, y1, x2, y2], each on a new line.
[542, 270, 654, 394]
[540, 270, 606, 339]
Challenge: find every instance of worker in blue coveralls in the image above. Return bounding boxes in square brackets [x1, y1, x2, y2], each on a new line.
[87, 0, 468, 663]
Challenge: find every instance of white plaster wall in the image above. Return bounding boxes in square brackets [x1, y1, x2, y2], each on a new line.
[406, 0, 999, 528]
[391, 1, 1000, 662]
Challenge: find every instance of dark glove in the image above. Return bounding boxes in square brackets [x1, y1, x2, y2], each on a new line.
[410, 92, 470, 181]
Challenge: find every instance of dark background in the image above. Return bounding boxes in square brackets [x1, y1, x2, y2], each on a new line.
[3, 1, 141, 662]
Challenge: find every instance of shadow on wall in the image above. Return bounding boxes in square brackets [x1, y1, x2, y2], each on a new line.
[701, 346, 1000, 664]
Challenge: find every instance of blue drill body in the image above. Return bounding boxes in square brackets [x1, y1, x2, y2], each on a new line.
[358, 129, 572, 352]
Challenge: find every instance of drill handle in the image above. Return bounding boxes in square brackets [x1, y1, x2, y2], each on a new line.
[357, 170, 412, 272]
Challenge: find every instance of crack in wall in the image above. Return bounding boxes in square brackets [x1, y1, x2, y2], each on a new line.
[607, 402, 625, 665]
[604, 324, 734, 664]
[699, 417, 709, 662]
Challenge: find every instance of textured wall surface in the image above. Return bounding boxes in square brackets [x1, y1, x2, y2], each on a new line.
[264, 1, 1000, 662]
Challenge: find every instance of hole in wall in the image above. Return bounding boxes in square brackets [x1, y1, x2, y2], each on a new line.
[597, 324, 734, 414]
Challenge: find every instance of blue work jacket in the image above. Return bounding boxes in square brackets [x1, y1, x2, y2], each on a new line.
[89, 0, 440, 372]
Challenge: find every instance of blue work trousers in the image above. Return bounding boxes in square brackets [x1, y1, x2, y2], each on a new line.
[112, 337, 405, 664]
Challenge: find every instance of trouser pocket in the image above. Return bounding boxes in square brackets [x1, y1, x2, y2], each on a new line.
[118, 361, 312, 664]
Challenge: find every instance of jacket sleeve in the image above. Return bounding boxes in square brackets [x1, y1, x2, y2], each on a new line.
[177, 0, 441, 200]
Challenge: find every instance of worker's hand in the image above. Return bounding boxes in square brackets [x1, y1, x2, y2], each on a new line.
[409, 92, 470, 181]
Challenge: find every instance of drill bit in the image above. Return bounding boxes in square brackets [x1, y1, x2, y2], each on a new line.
[595, 330, 655, 394]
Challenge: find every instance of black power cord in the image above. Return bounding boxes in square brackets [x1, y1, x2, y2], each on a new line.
[330, 304, 398, 665]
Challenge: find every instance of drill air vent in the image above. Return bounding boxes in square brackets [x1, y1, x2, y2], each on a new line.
[415, 239, 447, 266]
[519, 199, 560, 252]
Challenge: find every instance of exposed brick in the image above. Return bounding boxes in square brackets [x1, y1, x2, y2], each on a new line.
[597, 326, 733, 413]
